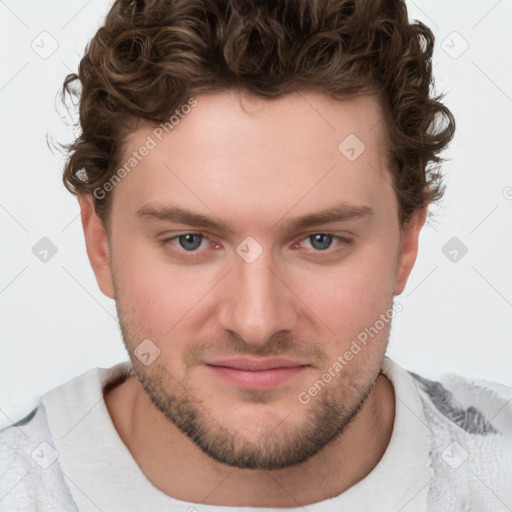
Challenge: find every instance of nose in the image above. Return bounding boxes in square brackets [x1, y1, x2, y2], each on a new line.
[217, 247, 298, 347]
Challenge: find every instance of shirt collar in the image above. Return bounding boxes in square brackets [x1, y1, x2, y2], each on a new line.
[43, 357, 433, 511]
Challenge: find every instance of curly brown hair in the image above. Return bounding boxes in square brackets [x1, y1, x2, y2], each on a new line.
[60, 0, 455, 232]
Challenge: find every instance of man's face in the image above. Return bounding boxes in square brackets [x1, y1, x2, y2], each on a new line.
[91, 91, 419, 470]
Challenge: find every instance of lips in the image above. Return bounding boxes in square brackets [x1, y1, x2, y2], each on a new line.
[204, 357, 309, 371]
[203, 357, 311, 390]
[204, 360, 309, 390]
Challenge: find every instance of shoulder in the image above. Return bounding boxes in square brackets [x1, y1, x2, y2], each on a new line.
[408, 369, 512, 510]
[0, 362, 132, 510]
[0, 404, 77, 510]
[410, 370, 512, 436]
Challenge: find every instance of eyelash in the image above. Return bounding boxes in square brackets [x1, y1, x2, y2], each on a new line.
[159, 232, 352, 257]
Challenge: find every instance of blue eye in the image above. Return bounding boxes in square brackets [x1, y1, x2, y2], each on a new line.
[177, 234, 204, 251]
[309, 233, 334, 250]
[296, 233, 351, 254]
[161, 233, 220, 255]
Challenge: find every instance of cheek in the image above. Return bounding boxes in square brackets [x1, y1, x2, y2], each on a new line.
[113, 240, 219, 339]
[290, 240, 397, 342]
[112, 238, 171, 336]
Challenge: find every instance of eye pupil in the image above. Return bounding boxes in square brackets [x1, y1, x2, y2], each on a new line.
[310, 233, 332, 250]
[179, 234, 203, 251]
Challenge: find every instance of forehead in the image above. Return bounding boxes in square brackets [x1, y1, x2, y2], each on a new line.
[113, 90, 395, 229]
[125, 89, 386, 156]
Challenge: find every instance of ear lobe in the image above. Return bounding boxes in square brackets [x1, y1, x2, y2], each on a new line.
[394, 205, 429, 296]
[78, 194, 115, 299]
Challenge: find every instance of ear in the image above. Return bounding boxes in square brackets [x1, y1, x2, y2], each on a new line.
[394, 205, 429, 296]
[78, 194, 115, 299]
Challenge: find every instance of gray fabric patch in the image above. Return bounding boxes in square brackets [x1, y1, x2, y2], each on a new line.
[8, 406, 39, 429]
[410, 372, 499, 435]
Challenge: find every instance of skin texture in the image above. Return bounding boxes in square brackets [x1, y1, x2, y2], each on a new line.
[79, 90, 427, 506]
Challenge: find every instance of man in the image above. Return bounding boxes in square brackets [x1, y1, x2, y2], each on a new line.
[1, 0, 511, 510]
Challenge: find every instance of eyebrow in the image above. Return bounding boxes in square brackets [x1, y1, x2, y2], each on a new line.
[136, 202, 374, 233]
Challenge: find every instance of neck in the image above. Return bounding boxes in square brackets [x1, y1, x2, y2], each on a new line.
[104, 372, 395, 507]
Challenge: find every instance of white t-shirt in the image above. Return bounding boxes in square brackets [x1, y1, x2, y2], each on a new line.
[1, 357, 511, 511]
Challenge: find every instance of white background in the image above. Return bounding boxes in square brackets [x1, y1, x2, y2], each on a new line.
[1, 0, 511, 428]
